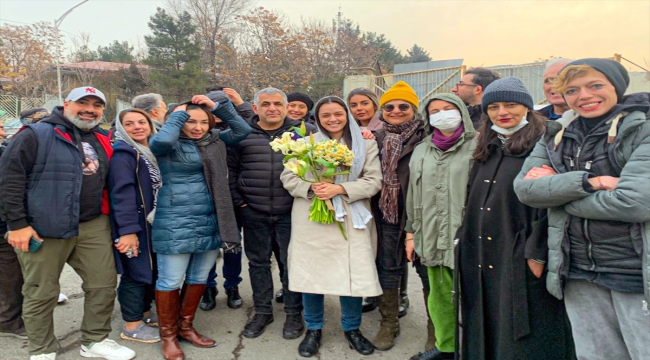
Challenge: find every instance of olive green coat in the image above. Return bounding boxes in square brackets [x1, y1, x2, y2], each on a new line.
[405, 93, 478, 268]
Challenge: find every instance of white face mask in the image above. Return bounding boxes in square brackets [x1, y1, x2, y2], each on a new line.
[429, 110, 463, 132]
[491, 113, 529, 136]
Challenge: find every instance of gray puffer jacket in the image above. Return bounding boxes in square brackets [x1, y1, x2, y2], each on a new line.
[514, 94, 650, 308]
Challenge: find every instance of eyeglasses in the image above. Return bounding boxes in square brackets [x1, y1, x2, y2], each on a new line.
[455, 82, 478, 88]
[382, 103, 411, 112]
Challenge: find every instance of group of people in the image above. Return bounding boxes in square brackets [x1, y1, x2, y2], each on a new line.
[0, 56, 649, 360]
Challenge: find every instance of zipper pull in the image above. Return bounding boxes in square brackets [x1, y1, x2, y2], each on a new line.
[643, 300, 649, 315]
[570, 159, 575, 167]
[585, 161, 592, 170]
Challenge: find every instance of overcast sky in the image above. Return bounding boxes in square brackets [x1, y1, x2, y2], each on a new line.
[1, 0, 649, 70]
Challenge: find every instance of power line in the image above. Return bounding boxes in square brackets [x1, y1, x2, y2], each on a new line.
[0, 18, 104, 48]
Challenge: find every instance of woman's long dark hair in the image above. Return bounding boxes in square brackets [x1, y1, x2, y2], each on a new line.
[473, 110, 546, 163]
[314, 96, 353, 147]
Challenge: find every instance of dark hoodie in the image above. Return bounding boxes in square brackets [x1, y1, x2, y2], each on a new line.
[0, 106, 110, 231]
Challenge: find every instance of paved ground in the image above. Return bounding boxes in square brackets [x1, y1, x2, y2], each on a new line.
[0, 256, 428, 360]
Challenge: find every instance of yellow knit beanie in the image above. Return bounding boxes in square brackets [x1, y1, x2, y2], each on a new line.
[379, 81, 419, 110]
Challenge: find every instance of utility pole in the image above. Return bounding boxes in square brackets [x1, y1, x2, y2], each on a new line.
[54, 0, 90, 105]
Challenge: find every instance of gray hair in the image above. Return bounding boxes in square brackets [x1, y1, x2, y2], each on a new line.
[545, 58, 573, 70]
[132, 93, 164, 114]
[253, 87, 287, 107]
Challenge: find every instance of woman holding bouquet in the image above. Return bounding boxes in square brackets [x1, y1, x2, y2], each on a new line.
[281, 96, 383, 357]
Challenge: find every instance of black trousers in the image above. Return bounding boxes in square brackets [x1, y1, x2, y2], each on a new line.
[117, 274, 155, 322]
[241, 206, 302, 315]
[0, 233, 25, 332]
[377, 222, 429, 292]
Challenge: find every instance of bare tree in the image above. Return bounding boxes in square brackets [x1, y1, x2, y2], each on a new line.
[0, 22, 60, 98]
[164, 0, 256, 78]
[68, 32, 98, 86]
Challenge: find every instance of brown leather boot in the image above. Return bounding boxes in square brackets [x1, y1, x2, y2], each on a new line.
[155, 290, 184, 360]
[423, 291, 436, 351]
[373, 288, 400, 351]
[178, 284, 217, 348]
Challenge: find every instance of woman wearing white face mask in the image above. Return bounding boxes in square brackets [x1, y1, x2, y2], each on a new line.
[456, 77, 574, 360]
[405, 93, 477, 360]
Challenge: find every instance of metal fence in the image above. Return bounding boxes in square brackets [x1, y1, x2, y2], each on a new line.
[487, 62, 547, 104]
[0, 95, 50, 121]
[372, 61, 549, 107]
[373, 66, 465, 109]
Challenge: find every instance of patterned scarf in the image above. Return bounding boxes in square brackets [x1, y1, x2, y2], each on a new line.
[379, 119, 420, 224]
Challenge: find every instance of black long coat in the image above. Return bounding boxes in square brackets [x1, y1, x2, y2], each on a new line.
[456, 140, 574, 360]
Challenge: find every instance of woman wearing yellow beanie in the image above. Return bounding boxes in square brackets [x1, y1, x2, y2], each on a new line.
[370, 81, 430, 351]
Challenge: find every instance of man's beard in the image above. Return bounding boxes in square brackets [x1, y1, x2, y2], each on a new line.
[65, 110, 102, 131]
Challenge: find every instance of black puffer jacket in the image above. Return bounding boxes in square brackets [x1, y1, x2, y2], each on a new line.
[227, 116, 318, 215]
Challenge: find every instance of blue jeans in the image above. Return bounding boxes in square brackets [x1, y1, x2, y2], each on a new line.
[206, 251, 243, 290]
[303, 293, 362, 331]
[156, 250, 219, 291]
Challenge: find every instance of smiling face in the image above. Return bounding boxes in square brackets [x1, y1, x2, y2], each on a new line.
[287, 101, 309, 120]
[63, 96, 105, 131]
[318, 102, 348, 140]
[182, 108, 210, 139]
[121, 112, 152, 145]
[382, 100, 415, 125]
[543, 62, 570, 107]
[348, 94, 377, 125]
[562, 69, 617, 118]
[486, 102, 528, 129]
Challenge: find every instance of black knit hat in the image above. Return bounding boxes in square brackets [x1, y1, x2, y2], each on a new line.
[481, 77, 534, 113]
[287, 92, 314, 111]
[561, 58, 630, 102]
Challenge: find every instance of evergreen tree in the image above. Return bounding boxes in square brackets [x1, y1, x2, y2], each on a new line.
[144, 7, 206, 100]
[405, 44, 432, 64]
[97, 41, 135, 63]
[365, 32, 404, 72]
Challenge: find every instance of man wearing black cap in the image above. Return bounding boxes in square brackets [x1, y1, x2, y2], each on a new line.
[0, 86, 136, 360]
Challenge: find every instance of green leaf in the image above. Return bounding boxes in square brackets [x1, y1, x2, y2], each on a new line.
[315, 158, 333, 167]
[324, 166, 336, 178]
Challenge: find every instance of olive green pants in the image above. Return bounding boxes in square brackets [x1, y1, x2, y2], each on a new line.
[16, 215, 117, 355]
[427, 266, 456, 353]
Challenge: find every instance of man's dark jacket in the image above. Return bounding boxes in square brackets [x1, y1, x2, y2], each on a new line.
[467, 104, 483, 130]
[227, 116, 317, 216]
[0, 106, 112, 238]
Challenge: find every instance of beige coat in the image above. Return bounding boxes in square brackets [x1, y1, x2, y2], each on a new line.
[281, 139, 383, 297]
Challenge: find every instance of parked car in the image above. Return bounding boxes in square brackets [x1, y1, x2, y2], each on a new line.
[2, 118, 23, 139]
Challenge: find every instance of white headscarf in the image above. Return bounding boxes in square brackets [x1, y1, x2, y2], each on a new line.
[313, 96, 373, 229]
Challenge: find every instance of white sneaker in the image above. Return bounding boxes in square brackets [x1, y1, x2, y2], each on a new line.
[57, 293, 68, 304]
[80, 339, 136, 360]
[30, 353, 56, 360]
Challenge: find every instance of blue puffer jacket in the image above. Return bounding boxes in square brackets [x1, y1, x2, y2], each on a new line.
[150, 101, 252, 255]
